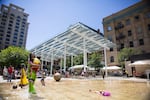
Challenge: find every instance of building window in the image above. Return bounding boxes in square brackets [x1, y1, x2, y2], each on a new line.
[0, 37, 3, 40]
[129, 41, 134, 47]
[107, 35, 113, 41]
[139, 39, 144, 45]
[134, 15, 139, 20]
[110, 56, 114, 62]
[0, 30, 4, 32]
[6, 38, 10, 41]
[145, 12, 150, 18]
[148, 24, 150, 31]
[120, 43, 124, 49]
[110, 48, 113, 52]
[10, 13, 15, 17]
[125, 19, 131, 25]
[107, 26, 112, 31]
[6, 34, 10, 37]
[128, 30, 132, 36]
[137, 27, 142, 34]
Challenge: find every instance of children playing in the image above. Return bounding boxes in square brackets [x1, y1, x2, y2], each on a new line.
[89, 89, 111, 96]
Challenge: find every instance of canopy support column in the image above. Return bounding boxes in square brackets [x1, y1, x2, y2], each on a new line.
[50, 50, 53, 76]
[64, 44, 67, 73]
[41, 58, 43, 70]
[71, 55, 73, 67]
[60, 58, 63, 74]
[104, 47, 108, 77]
[83, 37, 87, 72]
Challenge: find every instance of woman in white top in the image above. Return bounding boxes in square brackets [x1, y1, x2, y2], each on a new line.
[3, 66, 8, 80]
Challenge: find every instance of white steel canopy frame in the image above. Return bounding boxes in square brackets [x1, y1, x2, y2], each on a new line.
[30, 22, 116, 76]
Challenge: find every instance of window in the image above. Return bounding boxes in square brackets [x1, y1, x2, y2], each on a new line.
[20, 35, 24, 37]
[19, 42, 23, 45]
[5, 41, 9, 44]
[13, 40, 17, 43]
[9, 20, 13, 23]
[110, 56, 114, 62]
[13, 36, 17, 39]
[128, 30, 132, 36]
[107, 35, 113, 41]
[139, 39, 144, 45]
[8, 27, 12, 30]
[6, 34, 10, 37]
[145, 12, 150, 18]
[126, 19, 131, 25]
[0, 30, 4, 32]
[6, 38, 10, 41]
[137, 27, 142, 34]
[148, 24, 150, 31]
[129, 41, 134, 47]
[107, 26, 112, 31]
[134, 15, 139, 20]
[120, 43, 124, 49]
[10, 13, 15, 17]
[17, 16, 21, 19]
[110, 48, 113, 52]
[9, 24, 12, 27]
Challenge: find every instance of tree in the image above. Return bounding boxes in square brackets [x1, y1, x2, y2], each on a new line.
[73, 54, 83, 65]
[0, 46, 29, 69]
[88, 52, 103, 70]
[118, 48, 141, 67]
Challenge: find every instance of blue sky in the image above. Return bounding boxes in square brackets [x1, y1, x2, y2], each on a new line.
[1, 0, 141, 50]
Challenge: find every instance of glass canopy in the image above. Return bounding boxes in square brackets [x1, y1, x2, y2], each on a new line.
[30, 22, 115, 61]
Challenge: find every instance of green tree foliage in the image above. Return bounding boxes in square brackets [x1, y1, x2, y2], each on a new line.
[0, 46, 29, 69]
[73, 54, 83, 65]
[88, 52, 103, 70]
[118, 48, 141, 67]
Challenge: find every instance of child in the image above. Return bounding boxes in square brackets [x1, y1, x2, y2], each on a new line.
[89, 89, 111, 96]
[40, 70, 45, 86]
[19, 64, 28, 88]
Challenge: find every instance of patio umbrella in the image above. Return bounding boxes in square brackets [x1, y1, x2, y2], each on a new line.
[102, 66, 121, 71]
[128, 60, 150, 66]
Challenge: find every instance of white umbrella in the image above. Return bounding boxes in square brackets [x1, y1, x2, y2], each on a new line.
[102, 66, 121, 70]
[68, 65, 88, 70]
[128, 60, 150, 66]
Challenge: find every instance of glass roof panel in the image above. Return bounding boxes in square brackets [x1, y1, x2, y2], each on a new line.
[30, 22, 116, 60]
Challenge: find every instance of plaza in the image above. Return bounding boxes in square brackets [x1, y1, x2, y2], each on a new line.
[0, 76, 150, 100]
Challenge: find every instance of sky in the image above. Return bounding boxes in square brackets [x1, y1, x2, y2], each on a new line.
[0, 0, 141, 50]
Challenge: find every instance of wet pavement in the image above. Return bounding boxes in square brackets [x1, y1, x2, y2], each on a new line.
[0, 76, 150, 100]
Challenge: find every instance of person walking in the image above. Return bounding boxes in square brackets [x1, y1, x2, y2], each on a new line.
[7, 65, 13, 82]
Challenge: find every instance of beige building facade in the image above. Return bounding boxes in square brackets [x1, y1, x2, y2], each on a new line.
[0, 4, 29, 50]
[103, 0, 150, 66]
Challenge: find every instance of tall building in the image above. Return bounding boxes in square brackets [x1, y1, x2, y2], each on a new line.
[103, 0, 150, 66]
[0, 4, 29, 50]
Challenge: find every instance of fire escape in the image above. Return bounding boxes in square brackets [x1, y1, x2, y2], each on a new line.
[115, 22, 126, 51]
